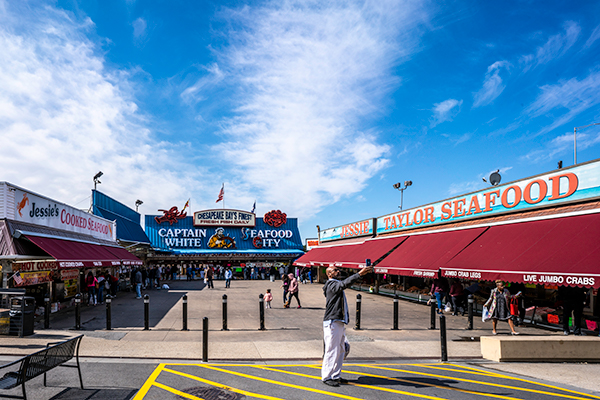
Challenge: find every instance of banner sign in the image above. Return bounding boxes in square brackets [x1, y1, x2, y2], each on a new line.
[320, 219, 375, 242]
[194, 209, 256, 227]
[11, 188, 116, 241]
[377, 161, 600, 235]
[60, 269, 80, 280]
[442, 268, 599, 288]
[305, 239, 319, 251]
[13, 260, 59, 272]
[14, 271, 53, 287]
[146, 215, 303, 252]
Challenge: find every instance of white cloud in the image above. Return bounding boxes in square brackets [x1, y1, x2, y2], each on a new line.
[584, 24, 600, 49]
[188, 0, 433, 218]
[473, 61, 510, 108]
[0, 2, 199, 215]
[132, 17, 147, 39]
[430, 98, 462, 127]
[525, 70, 600, 136]
[521, 21, 581, 72]
[523, 129, 600, 164]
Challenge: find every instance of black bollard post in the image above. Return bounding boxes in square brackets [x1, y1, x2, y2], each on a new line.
[259, 293, 265, 331]
[354, 293, 362, 330]
[106, 295, 112, 330]
[222, 294, 228, 331]
[182, 294, 188, 331]
[202, 317, 208, 362]
[44, 296, 50, 329]
[428, 299, 437, 330]
[143, 294, 150, 330]
[440, 314, 448, 362]
[392, 294, 399, 330]
[467, 294, 474, 330]
[74, 294, 81, 330]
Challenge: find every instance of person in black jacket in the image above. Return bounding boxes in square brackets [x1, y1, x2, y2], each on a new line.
[321, 264, 372, 387]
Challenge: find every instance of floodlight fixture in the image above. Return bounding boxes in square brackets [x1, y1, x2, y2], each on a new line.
[93, 171, 103, 191]
[393, 180, 413, 210]
[135, 199, 143, 212]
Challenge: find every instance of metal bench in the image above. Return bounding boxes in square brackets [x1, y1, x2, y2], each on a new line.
[0, 335, 84, 400]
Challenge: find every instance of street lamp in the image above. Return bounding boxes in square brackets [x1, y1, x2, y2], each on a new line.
[135, 199, 143, 212]
[393, 180, 413, 210]
[574, 122, 600, 165]
[93, 171, 103, 191]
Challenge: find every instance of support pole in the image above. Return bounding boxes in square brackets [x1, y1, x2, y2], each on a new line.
[202, 317, 208, 362]
[74, 294, 81, 330]
[106, 295, 112, 330]
[259, 293, 265, 331]
[354, 293, 362, 330]
[222, 294, 228, 331]
[392, 294, 399, 330]
[467, 294, 474, 330]
[143, 294, 150, 330]
[182, 294, 188, 331]
[440, 314, 448, 362]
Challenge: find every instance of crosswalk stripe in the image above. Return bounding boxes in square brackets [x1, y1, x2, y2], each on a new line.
[132, 363, 166, 400]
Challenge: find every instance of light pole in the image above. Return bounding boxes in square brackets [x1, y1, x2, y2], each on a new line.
[135, 199, 143, 212]
[93, 171, 103, 191]
[393, 181, 413, 210]
[574, 123, 600, 165]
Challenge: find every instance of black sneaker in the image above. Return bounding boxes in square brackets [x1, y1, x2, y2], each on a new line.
[323, 379, 340, 387]
[336, 378, 349, 384]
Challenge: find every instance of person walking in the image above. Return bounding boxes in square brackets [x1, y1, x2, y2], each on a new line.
[280, 274, 290, 306]
[484, 280, 520, 335]
[206, 266, 214, 289]
[264, 289, 273, 308]
[321, 264, 372, 387]
[134, 268, 143, 299]
[97, 272, 106, 304]
[428, 272, 449, 314]
[449, 279, 466, 316]
[285, 273, 301, 308]
[85, 271, 98, 306]
[224, 267, 232, 288]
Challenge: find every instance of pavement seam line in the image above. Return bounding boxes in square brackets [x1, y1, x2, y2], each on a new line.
[132, 363, 166, 400]
[162, 366, 284, 400]
[302, 365, 524, 400]
[355, 364, 596, 400]
[262, 366, 453, 400]
[197, 364, 365, 400]
[424, 364, 600, 400]
[152, 382, 204, 400]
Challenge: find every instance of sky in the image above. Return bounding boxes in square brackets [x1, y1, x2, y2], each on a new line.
[1, 0, 600, 242]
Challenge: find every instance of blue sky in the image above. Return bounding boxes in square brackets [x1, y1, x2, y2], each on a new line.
[1, 0, 600, 241]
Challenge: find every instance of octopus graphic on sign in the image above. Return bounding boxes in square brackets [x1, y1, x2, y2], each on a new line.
[155, 206, 187, 225]
[207, 227, 236, 249]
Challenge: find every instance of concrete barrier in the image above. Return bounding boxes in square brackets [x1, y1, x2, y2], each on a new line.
[481, 336, 600, 362]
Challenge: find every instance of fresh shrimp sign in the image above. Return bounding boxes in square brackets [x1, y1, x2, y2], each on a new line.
[377, 160, 600, 235]
[12, 188, 116, 241]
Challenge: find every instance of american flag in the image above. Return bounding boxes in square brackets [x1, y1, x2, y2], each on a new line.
[251, 201, 256, 214]
[216, 184, 224, 203]
[13, 272, 23, 285]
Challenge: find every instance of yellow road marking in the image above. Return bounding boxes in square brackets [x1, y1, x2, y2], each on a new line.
[162, 367, 284, 400]
[353, 364, 596, 400]
[132, 363, 165, 400]
[153, 382, 204, 399]
[419, 364, 600, 400]
[197, 364, 366, 400]
[299, 365, 524, 400]
[259, 365, 460, 400]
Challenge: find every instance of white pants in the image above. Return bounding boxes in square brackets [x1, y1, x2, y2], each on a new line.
[322, 320, 349, 381]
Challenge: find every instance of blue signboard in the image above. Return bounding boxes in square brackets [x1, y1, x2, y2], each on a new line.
[145, 214, 303, 253]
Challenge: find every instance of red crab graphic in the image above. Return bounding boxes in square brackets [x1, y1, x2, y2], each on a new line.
[264, 210, 287, 227]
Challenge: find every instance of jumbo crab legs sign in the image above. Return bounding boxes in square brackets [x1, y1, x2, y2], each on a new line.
[377, 161, 600, 235]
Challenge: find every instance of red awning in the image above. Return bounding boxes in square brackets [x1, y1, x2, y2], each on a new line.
[375, 227, 488, 277]
[441, 213, 600, 288]
[23, 235, 130, 268]
[106, 245, 143, 265]
[294, 236, 406, 269]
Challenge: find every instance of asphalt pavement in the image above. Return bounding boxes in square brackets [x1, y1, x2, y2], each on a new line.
[0, 278, 598, 399]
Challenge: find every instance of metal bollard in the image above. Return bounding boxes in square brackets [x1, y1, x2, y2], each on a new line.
[182, 294, 188, 331]
[44, 296, 50, 329]
[202, 317, 208, 362]
[144, 294, 150, 330]
[354, 294, 362, 330]
[392, 294, 399, 330]
[467, 294, 474, 330]
[440, 314, 448, 362]
[222, 294, 228, 331]
[74, 294, 81, 330]
[428, 299, 436, 330]
[106, 295, 112, 330]
[259, 293, 265, 331]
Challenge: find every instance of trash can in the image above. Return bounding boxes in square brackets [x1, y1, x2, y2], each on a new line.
[9, 296, 36, 336]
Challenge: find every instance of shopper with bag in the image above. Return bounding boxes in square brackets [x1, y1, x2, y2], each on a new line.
[484, 280, 520, 335]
